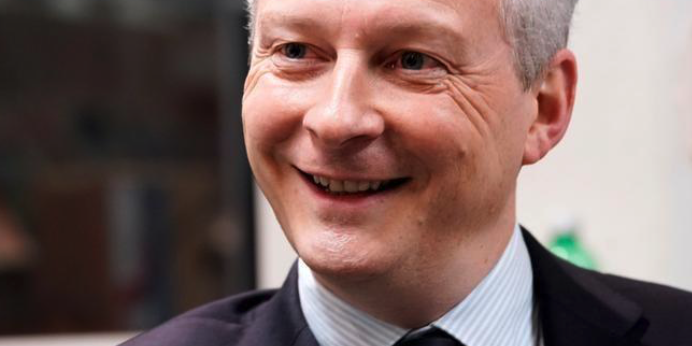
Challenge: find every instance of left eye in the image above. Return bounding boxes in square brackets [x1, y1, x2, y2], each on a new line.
[401, 52, 426, 70]
[393, 51, 442, 71]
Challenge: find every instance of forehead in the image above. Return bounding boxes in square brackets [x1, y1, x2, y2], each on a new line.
[254, 0, 503, 45]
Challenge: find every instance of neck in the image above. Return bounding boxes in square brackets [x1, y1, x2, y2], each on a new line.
[312, 215, 517, 329]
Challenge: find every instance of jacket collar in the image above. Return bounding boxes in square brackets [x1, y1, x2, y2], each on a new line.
[258, 229, 650, 346]
[247, 263, 320, 346]
[521, 228, 649, 346]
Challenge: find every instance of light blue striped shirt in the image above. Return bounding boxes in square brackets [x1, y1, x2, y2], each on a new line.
[298, 225, 538, 346]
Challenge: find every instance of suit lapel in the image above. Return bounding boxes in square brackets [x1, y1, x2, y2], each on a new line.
[248, 230, 651, 346]
[522, 229, 649, 346]
[242, 264, 320, 346]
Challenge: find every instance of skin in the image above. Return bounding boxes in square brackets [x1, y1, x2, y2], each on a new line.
[242, 0, 577, 328]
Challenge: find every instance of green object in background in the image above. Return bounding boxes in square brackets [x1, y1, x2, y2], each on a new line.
[548, 221, 598, 270]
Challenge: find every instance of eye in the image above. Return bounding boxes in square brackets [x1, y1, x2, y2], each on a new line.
[401, 52, 426, 70]
[389, 51, 445, 72]
[271, 42, 327, 76]
[281, 43, 308, 59]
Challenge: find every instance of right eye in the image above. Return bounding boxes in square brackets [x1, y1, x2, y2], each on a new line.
[271, 42, 326, 76]
[281, 43, 308, 60]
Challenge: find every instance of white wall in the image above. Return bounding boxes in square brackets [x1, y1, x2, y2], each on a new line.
[518, 0, 692, 290]
[255, 185, 296, 288]
[256, 0, 692, 290]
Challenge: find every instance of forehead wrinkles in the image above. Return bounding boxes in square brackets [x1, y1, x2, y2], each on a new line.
[255, 0, 504, 46]
[340, 0, 454, 38]
[425, 0, 505, 41]
[254, 0, 501, 20]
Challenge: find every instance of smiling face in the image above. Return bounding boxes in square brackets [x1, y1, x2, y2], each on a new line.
[243, 0, 542, 282]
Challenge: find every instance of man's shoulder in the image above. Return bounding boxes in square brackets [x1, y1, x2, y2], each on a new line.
[523, 229, 692, 344]
[553, 255, 692, 343]
[120, 288, 280, 346]
[597, 271, 692, 339]
[599, 270, 692, 309]
[557, 252, 692, 307]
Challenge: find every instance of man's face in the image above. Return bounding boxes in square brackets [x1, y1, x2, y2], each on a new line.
[243, 0, 538, 280]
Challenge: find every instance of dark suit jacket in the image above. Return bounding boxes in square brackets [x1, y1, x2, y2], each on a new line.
[122, 230, 692, 346]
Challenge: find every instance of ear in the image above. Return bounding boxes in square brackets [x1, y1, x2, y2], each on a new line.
[522, 49, 578, 165]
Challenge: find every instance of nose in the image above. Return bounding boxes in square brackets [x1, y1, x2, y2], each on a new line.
[302, 54, 384, 151]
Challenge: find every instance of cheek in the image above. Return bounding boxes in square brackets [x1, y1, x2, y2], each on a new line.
[243, 76, 315, 155]
[498, 97, 536, 162]
[242, 75, 317, 209]
[381, 92, 483, 174]
[377, 90, 505, 228]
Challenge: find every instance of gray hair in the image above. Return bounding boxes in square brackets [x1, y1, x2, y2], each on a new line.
[244, 0, 578, 89]
[245, 0, 257, 45]
[501, 0, 579, 88]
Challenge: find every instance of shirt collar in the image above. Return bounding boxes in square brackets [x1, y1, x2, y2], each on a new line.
[298, 225, 535, 346]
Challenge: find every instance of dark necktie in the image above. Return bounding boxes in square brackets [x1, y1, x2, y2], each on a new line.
[394, 328, 464, 346]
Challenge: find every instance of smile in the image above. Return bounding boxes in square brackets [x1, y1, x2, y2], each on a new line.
[298, 169, 410, 196]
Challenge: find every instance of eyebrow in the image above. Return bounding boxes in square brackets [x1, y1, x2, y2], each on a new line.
[257, 12, 333, 41]
[257, 10, 470, 59]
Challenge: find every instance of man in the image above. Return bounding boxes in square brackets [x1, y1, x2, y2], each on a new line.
[123, 0, 692, 345]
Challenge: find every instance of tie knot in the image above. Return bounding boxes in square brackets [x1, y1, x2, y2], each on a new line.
[394, 328, 463, 346]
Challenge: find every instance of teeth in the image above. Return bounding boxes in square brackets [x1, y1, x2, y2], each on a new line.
[330, 180, 344, 192]
[311, 175, 390, 194]
[344, 181, 358, 193]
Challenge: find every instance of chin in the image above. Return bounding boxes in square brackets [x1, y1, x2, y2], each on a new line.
[292, 228, 396, 282]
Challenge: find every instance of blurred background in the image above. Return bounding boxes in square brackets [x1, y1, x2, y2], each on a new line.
[0, 0, 691, 344]
[0, 0, 253, 341]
